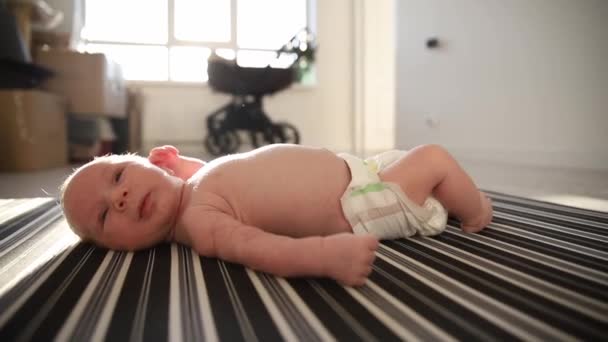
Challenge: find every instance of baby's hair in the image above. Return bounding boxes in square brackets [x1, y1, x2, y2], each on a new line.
[59, 152, 147, 241]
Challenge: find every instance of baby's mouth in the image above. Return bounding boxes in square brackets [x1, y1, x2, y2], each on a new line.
[139, 192, 151, 219]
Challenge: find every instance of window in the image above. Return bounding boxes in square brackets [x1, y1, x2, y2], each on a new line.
[80, 0, 313, 83]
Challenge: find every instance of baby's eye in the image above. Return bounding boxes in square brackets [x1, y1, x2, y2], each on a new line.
[100, 208, 108, 223]
[114, 169, 123, 183]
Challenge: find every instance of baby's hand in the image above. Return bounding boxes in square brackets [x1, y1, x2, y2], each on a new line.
[322, 233, 379, 286]
[148, 145, 180, 174]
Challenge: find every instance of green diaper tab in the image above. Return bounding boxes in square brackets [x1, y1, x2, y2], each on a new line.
[350, 182, 388, 197]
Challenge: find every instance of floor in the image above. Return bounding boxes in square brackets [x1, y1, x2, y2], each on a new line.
[1, 157, 607, 212]
[460, 159, 608, 212]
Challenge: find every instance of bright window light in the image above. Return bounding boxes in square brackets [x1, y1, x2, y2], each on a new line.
[271, 52, 298, 69]
[215, 48, 236, 60]
[170, 46, 211, 82]
[83, 0, 167, 44]
[237, 0, 307, 50]
[174, 0, 231, 42]
[236, 50, 277, 68]
[234, 50, 296, 69]
[82, 0, 311, 82]
[83, 44, 168, 81]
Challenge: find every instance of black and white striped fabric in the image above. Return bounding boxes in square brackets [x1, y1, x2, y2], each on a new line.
[0, 192, 606, 341]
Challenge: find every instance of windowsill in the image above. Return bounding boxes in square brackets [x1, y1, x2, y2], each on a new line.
[126, 80, 317, 90]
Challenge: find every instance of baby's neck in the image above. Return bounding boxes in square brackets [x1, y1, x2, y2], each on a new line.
[166, 181, 190, 242]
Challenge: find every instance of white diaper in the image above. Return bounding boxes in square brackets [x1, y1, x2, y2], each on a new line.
[339, 151, 448, 240]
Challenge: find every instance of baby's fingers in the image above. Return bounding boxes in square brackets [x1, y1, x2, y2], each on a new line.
[348, 273, 370, 287]
[364, 252, 376, 266]
[361, 265, 373, 278]
[361, 235, 379, 251]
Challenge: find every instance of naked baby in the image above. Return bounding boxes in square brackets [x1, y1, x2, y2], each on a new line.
[61, 144, 493, 286]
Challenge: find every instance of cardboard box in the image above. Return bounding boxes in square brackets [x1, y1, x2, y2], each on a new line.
[0, 90, 68, 171]
[34, 49, 127, 117]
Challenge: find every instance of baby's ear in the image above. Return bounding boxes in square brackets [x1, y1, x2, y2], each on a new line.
[162, 145, 179, 156]
[160, 166, 175, 176]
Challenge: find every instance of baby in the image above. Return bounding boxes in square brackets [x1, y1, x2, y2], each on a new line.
[61, 144, 492, 286]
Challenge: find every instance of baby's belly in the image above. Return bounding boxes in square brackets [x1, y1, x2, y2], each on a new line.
[245, 190, 352, 237]
[217, 145, 354, 236]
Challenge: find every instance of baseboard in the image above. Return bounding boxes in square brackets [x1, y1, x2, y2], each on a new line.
[142, 140, 211, 159]
[447, 146, 608, 171]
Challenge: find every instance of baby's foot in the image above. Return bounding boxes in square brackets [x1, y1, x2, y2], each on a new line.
[461, 192, 493, 233]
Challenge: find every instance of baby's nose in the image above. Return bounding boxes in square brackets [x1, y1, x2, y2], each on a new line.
[113, 189, 129, 211]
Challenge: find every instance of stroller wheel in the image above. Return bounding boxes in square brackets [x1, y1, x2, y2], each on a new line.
[204, 131, 240, 156]
[273, 122, 300, 144]
[249, 126, 289, 147]
[250, 130, 266, 148]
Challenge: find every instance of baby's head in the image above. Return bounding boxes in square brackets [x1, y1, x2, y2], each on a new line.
[60, 153, 185, 251]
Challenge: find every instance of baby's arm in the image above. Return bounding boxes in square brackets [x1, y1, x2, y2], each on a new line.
[148, 145, 205, 180]
[185, 212, 378, 286]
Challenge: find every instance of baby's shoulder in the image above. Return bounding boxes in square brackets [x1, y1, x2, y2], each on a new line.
[187, 153, 247, 183]
[187, 188, 234, 215]
[175, 191, 234, 238]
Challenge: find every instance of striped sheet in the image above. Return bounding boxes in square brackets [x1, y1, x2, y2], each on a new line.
[0, 193, 606, 341]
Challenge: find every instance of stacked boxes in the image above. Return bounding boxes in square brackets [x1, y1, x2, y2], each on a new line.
[1, 50, 129, 170]
[0, 90, 67, 171]
[34, 49, 127, 117]
[35, 49, 129, 162]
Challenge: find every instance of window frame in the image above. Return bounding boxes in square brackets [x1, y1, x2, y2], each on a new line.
[80, 0, 316, 86]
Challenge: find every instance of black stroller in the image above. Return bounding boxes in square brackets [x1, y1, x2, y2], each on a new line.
[204, 29, 316, 156]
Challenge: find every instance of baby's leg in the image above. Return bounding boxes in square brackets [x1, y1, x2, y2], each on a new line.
[379, 145, 492, 232]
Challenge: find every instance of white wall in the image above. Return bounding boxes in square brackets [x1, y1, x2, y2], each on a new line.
[139, 0, 356, 156]
[353, 0, 396, 156]
[396, 0, 608, 169]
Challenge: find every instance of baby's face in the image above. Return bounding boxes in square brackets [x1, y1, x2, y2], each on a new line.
[63, 156, 185, 250]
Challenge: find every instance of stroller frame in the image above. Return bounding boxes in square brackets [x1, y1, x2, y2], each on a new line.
[204, 94, 299, 156]
[204, 28, 315, 156]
